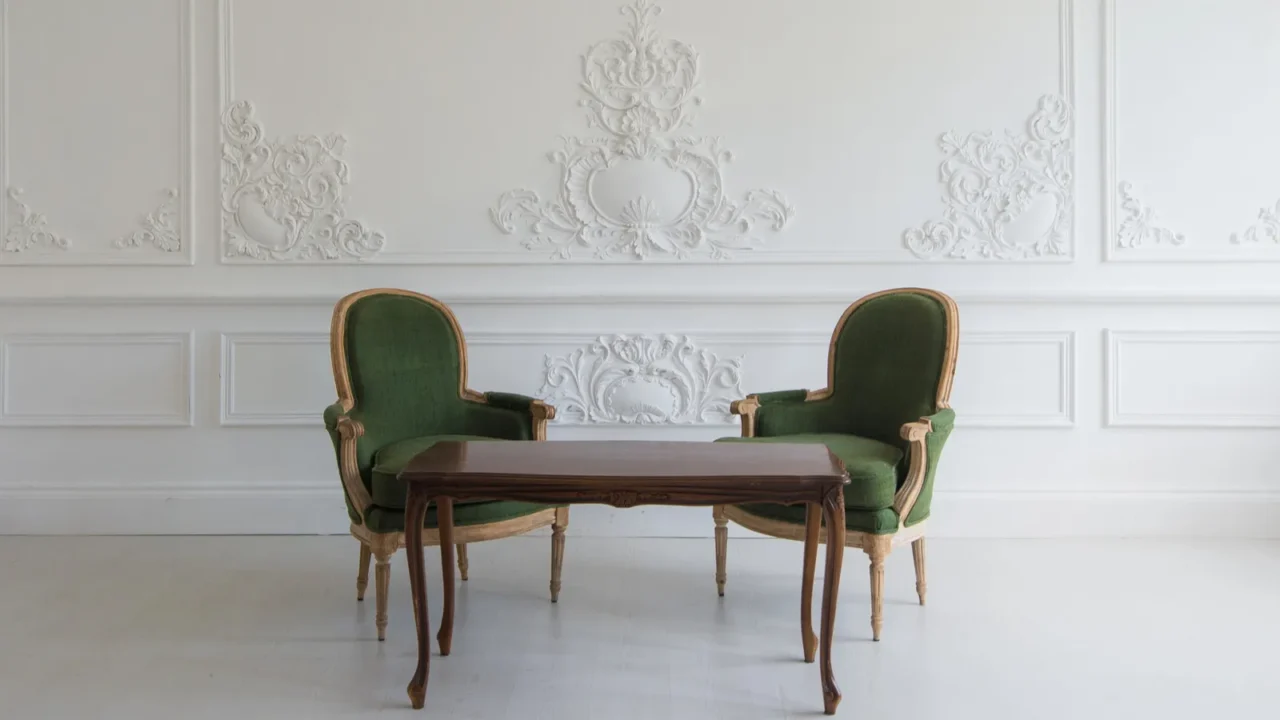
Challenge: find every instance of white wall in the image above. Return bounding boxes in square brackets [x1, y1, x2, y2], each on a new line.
[0, 0, 1277, 537]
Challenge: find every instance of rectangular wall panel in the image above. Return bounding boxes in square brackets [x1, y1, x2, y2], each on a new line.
[0, 333, 193, 426]
[1106, 331, 1280, 427]
[951, 332, 1075, 427]
[220, 333, 331, 426]
[0, 0, 194, 265]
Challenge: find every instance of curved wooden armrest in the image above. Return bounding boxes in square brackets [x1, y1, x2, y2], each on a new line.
[334, 412, 373, 522]
[729, 396, 761, 437]
[891, 417, 934, 520]
[529, 399, 556, 422]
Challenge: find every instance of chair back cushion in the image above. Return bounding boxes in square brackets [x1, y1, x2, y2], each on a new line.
[338, 292, 468, 451]
[829, 290, 954, 448]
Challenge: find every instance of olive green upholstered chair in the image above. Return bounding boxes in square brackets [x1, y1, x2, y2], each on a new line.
[324, 288, 567, 641]
[713, 287, 958, 643]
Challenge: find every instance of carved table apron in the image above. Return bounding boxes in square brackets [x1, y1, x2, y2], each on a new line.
[398, 440, 850, 715]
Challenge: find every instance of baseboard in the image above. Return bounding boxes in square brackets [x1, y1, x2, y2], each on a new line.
[1, 486, 1276, 538]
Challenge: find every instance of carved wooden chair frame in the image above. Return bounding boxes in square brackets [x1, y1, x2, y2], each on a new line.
[330, 288, 565, 640]
[713, 287, 959, 642]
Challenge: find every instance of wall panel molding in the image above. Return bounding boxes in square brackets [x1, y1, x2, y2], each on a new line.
[1103, 0, 1280, 262]
[218, 328, 1073, 431]
[957, 331, 1076, 428]
[220, 332, 330, 426]
[215, 0, 1073, 266]
[1106, 330, 1280, 427]
[0, 0, 194, 265]
[0, 332, 194, 427]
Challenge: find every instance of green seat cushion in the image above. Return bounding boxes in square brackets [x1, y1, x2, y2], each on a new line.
[371, 435, 499, 509]
[715, 433, 903, 511]
[736, 502, 901, 535]
[364, 500, 555, 534]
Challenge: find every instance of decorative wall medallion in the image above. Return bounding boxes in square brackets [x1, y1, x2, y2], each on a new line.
[1231, 199, 1280, 245]
[220, 101, 385, 261]
[1115, 181, 1186, 248]
[114, 189, 182, 252]
[3, 188, 71, 253]
[904, 94, 1074, 260]
[539, 334, 744, 424]
[491, 1, 793, 260]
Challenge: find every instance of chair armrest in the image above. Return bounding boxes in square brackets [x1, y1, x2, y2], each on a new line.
[463, 392, 556, 441]
[323, 401, 373, 523]
[892, 408, 956, 524]
[730, 389, 824, 437]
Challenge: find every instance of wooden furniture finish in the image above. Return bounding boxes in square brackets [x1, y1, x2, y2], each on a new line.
[400, 440, 851, 715]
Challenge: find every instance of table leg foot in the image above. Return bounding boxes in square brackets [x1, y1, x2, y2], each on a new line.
[819, 486, 845, 716]
[405, 491, 432, 711]
[823, 690, 841, 715]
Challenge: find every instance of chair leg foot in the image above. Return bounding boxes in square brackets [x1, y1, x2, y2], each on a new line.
[550, 507, 568, 603]
[457, 543, 469, 582]
[372, 538, 396, 641]
[866, 536, 890, 642]
[713, 505, 728, 597]
[911, 537, 927, 606]
[356, 543, 371, 601]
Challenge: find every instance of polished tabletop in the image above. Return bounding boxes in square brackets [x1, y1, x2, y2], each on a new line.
[401, 440, 848, 484]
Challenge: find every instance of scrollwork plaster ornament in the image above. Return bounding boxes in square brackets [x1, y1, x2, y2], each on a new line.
[539, 334, 744, 424]
[1115, 181, 1186, 248]
[491, 1, 793, 260]
[1230, 199, 1280, 245]
[3, 188, 71, 253]
[221, 100, 384, 261]
[904, 94, 1074, 260]
[115, 188, 181, 252]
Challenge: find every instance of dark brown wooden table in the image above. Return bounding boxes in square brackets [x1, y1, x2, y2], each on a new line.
[399, 440, 851, 715]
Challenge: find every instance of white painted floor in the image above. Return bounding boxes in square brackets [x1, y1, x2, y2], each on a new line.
[0, 536, 1276, 719]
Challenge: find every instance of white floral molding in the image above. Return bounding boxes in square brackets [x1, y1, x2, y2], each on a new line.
[1231, 199, 1280, 245]
[115, 189, 182, 252]
[1115, 181, 1185, 248]
[3, 188, 71, 253]
[539, 334, 744, 424]
[220, 101, 385, 261]
[904, 94, 1074, 260]
[490, 0, 793, 260]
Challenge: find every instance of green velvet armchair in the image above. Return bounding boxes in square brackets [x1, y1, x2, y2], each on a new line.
[713, 287, 958, 644]
[324, 288, 567, 641]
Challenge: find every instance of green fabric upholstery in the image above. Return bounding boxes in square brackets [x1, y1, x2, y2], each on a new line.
[735, 290, 956, 533]
[905, 408, 955, 527]
[323, 292, 539, 524]
[372, 435, 500, 509]
[364, 500, 555, 534]
[736, 502, 902, 535]
[714, 435, 903, 511]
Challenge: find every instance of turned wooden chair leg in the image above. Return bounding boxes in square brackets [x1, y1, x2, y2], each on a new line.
[912, 537, 927, 606]
[713, 505, 728, 596]
[550, 507, 568, 602]
[356, 543, 371, 601]
[457, 543, 469, 582]
[865, 536, 891, 641]
[371, 537, 396, 641]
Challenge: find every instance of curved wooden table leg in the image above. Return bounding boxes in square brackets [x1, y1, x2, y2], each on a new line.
[801, 502, 821, 663]
[819, 489, 846, 715]
[437, 498, 456, 656]
[405, 491, 432, 710]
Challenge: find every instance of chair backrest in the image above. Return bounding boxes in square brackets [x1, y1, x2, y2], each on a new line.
[330, 289, 471, 448]
[822, 288, 958, 450]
